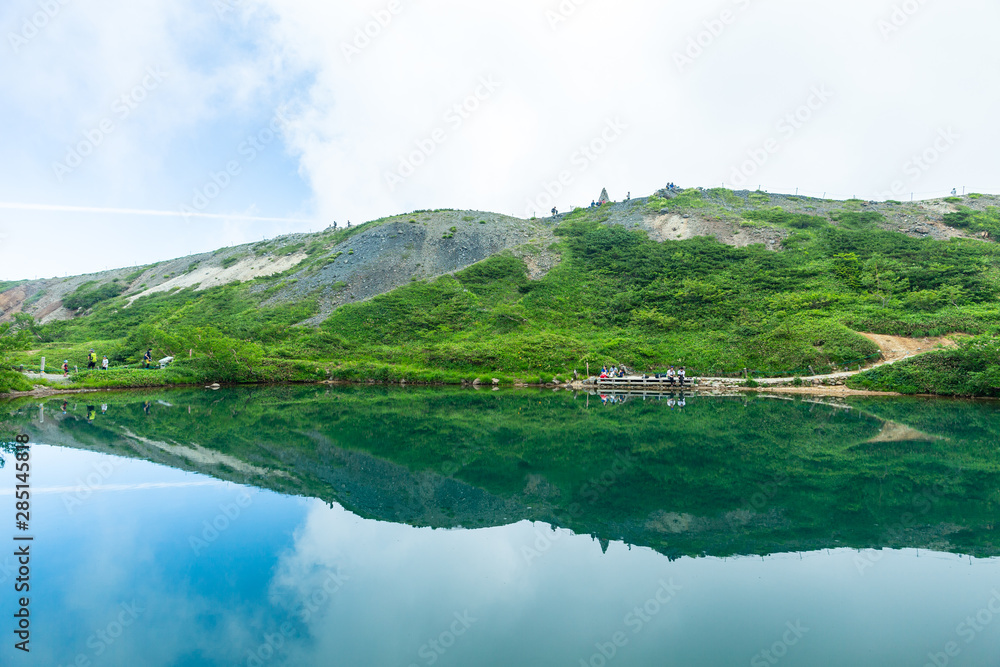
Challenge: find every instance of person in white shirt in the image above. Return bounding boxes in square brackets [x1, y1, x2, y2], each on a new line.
[666, 367, 676, 386]
[678, 367, 687, 385]
[101, 356, 109, 370]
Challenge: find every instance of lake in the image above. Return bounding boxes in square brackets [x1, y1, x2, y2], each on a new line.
[1, 387, 998, 666]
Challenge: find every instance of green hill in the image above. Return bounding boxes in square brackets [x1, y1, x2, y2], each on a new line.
[2, 188, 999, 394]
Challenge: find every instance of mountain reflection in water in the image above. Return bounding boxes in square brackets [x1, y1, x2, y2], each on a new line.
[1, 388, 999, 666]
[4, 387, 998, 559]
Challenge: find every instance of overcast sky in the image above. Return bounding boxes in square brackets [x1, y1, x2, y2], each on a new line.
[1, 0, 998, 280]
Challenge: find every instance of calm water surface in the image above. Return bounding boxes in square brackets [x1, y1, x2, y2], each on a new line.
[1, 387, 998, 666]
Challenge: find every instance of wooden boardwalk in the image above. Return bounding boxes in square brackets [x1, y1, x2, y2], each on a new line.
[586, 376, 697, 391]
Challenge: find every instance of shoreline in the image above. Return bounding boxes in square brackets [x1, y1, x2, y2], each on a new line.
[3, 378, 989, 402]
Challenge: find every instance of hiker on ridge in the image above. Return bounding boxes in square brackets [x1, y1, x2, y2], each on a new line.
[88, 349, 97, 370]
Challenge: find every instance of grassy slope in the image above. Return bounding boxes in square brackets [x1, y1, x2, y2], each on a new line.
[4, 189, 1000, 393]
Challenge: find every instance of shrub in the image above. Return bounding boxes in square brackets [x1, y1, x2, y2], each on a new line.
[63, 281, 126, 311]
[0, 370, 32, 393]
[744, 207, 826, 230]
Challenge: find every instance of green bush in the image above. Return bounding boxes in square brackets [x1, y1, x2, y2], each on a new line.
[63, 281, 127, 311]
[69, 367, 199, 389]
[744, 207, 827, 230]
[0, 370, 32, 393]
[943, 206, 1000, 238]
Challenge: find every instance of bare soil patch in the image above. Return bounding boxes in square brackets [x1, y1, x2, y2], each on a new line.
[859, 332, 959, 364]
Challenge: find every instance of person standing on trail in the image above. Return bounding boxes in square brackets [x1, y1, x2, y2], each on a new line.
[143, 349, 152, 369]
[102, 356, 109, 371]
[551, 207, 558, 217]
[87, 349, 97, 370]
[62, 360, 69, 377]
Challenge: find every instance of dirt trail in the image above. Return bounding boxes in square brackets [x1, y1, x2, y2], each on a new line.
[693, 333, 960, 396]
[859, 332, 959, 364]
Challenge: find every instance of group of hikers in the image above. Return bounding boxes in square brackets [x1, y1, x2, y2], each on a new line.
[548, 189, 634, 217]
[62, 349, 110, 376]
[598, 365, 689, 385]
[601, 393, 687, 408]
[61, 348, 154, 376]
[85, 349, 110, 371]
[57, 401, 109, 424]
[649, 366, 688, 385]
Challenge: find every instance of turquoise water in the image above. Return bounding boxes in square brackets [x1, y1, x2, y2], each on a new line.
[1, 388, 999, 665]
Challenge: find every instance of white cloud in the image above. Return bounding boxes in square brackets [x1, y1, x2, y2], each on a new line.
[2, 0, 1000, 279]
[249, 0, 1000, 222]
